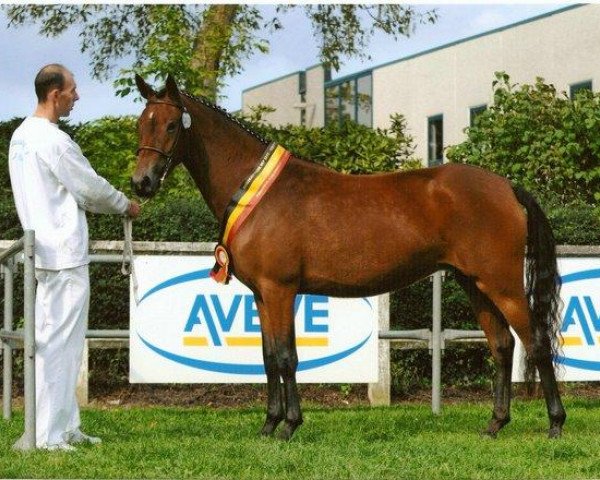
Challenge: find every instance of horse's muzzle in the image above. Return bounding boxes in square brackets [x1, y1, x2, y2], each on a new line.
[131, 174, 157, 198]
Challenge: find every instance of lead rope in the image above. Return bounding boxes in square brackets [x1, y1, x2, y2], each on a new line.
[122, 215, 141, 306]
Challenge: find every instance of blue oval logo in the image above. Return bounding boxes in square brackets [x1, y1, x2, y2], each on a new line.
[132, 261, 376, 380]
[554, 268, 600, 371]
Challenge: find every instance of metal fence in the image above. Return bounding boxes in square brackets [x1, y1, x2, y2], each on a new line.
[2, 237, 598, 450]
[0, 230, 36, 451]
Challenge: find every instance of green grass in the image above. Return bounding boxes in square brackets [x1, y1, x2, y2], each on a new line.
[1, 397, 600, 479]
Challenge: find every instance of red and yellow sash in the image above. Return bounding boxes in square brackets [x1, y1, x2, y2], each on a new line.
[210, 143, 291, 284]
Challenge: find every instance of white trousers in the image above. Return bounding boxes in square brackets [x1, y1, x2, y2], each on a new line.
[34, 265, 89, 447]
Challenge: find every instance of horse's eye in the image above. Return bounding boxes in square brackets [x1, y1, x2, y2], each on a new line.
[167, 122, 177, 133]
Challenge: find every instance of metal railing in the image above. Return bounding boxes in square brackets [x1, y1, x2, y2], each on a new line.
[0, 230, 36, 451]
[0, 239, 483, 417]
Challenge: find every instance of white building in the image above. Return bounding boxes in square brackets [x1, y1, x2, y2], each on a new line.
[242, 4, 599, 166]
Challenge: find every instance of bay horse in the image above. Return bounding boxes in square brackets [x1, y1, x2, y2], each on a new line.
[131, 74, 565, 440]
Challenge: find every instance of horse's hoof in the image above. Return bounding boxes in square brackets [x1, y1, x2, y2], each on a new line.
[481, 417, 509, 439]
[548, 426, 562, 439]
[480, 430, 498, 439]
[260, 420, 280, 437]
[277, 421, 301, 441]
[260, 426, 275, 437]
[277, 426, 293, 441]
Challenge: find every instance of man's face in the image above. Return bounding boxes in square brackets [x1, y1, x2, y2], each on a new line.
[56, 72, 79, 118]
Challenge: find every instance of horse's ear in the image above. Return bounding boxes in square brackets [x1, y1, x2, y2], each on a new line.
[135, 74, 154, 100]
[165, 74, 182, 104]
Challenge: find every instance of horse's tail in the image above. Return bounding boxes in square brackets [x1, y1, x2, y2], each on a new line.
[512, 186, 561, 388]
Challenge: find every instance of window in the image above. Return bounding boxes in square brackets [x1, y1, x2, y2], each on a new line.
[469, 105, 487, 127]
[428, 115, 444, 167]
[356, 75, 373, 128]
[325, 85, 340, 125]
[324, 72, 372, 127]
[298, 71, 307, 95]
[339, 81, 355, 123]
[570, 80, 592, 98]
[299, 92, 307, 126]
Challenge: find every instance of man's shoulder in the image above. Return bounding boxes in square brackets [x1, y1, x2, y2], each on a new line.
[10, 118, 28, 140]
[13, 117, 74, 148]
[10, 118, 79, 166]
[18, 117, 69, 134]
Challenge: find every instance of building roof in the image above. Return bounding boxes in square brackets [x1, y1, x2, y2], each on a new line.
[243, 4, 585, 93]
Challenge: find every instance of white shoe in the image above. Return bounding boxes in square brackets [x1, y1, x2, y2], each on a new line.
[65, 429, 102, 445]
[13, 433, 77, 452]
[42, 442, 77, 452]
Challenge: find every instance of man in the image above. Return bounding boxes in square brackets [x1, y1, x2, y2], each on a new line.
[8, 64, 141, 451]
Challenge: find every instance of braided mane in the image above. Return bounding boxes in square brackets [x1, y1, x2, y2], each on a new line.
[180, 91, 270, 145]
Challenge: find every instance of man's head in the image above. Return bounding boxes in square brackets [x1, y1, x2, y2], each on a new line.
[34, 64, 79, 118]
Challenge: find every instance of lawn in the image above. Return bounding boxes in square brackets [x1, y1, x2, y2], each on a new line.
[1, 396, 600, 479]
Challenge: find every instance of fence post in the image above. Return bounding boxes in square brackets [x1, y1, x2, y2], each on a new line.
[431, 271, 443, 414]
[18, 230, 36, 450]
[369, 294, 391, 406]
[3, 258, 14, 420]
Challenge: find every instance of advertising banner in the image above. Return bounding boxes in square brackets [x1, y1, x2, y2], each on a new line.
[513, 257, 600, 381]
[130, 256, 379, 383]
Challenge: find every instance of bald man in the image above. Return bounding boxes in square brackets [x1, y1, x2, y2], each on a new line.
[9, 64, 140, 451]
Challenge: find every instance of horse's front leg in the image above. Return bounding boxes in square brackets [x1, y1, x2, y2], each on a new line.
[257, 304, 284, 436]
[278, 328, 303, 441]
[256, 286, 302, 440]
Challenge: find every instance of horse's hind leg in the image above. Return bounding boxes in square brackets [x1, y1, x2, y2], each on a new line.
[256, 285, 303, 440]
[456, 273, 515, 437]
[524, 315, 566, 438]
[478, 283, 566, 438]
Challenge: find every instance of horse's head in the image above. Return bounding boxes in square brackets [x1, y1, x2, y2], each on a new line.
[131, 74, 190, 198]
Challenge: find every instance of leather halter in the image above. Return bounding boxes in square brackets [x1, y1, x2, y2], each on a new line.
[136, 99, 188, 183]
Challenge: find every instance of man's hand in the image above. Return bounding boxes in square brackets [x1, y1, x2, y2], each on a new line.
[127, 200, 141, 218]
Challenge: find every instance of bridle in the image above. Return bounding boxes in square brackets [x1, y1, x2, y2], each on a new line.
[136, 99, 191, 184]
[125, 99, 192, 300]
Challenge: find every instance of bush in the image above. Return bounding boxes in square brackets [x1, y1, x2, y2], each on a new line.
[548, 197, 600, 245]
[447, 72, 600, 205]
[244, 111, 423, 173]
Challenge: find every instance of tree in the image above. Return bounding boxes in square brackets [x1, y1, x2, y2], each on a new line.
[4, 4, 437, 100]
[446, 72, 600, 204]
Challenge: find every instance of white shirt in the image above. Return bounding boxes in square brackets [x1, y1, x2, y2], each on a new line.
[9, 117, 129, 270]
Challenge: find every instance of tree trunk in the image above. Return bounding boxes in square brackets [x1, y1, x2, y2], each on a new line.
[191, 4, 240, 100]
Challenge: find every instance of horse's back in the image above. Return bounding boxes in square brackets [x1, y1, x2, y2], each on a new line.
[233, 160, 526, 296]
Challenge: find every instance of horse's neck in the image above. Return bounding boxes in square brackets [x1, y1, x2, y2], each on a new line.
[183, 100, 267, 223]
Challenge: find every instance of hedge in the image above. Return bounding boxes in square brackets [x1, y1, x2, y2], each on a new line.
[447, 72, 600, 205]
